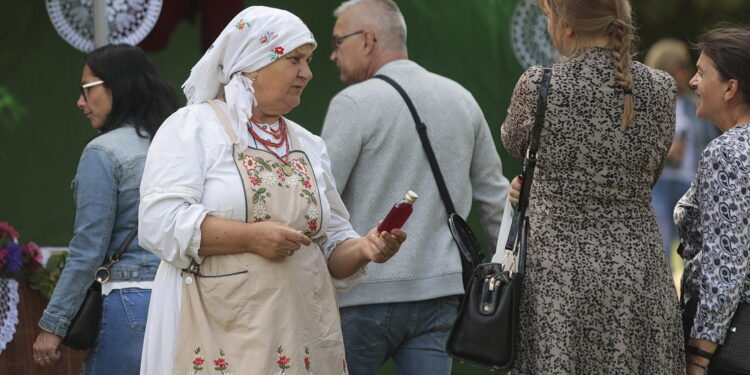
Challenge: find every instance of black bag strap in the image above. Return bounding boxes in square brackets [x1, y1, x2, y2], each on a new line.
[95, 227, 138, 284]
[504, 68, 552, 271]
[374, 74, 457, 216]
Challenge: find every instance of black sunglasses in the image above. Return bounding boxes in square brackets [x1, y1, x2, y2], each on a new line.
[330, 30, 364, 51]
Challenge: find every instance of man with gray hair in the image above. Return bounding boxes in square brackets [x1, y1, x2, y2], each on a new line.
[321, 1, 509, 374]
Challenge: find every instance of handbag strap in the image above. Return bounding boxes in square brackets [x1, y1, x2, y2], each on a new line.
[499, 68, 552, 271]
[374, 74, 457, 216]
[95, 227, 138, 283]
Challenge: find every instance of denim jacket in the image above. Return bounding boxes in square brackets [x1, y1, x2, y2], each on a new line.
[39, 125, 160, 337]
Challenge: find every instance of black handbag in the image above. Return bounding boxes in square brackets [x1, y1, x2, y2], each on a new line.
[683, 285, 750, 373]
[61, 228, 138, 350]
[375, 74, 485, 289]
[445, 68, 552, 371]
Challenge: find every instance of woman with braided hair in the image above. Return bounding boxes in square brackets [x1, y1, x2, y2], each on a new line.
[501, 0, 684, 373]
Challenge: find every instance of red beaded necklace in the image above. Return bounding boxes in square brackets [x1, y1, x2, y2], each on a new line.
[247, 117, 291, 165]
[252, 121, 284, 140]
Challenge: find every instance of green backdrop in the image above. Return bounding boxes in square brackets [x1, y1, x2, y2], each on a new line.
[0, 1, 521, 373]
[0, 0, 523, 248]
[5, 0, 749, 373]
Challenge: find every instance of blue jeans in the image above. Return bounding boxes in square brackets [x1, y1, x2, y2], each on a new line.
[340, 296, 460, 375]
[82, 288, 151, 375]
[652, 177, 691, 262]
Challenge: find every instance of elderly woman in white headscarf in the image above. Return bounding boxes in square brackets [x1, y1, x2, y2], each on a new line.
[137, 6, 406, 375]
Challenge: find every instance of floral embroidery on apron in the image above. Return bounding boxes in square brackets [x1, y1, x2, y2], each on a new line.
[236, 151, 321, 236]
[172, 101, 347, 375]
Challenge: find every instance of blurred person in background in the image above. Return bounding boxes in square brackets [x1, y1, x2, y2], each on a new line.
[645, 38, 719, 264]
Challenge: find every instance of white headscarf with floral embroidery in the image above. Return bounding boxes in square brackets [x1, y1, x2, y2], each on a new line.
[183, 6, 316, 150]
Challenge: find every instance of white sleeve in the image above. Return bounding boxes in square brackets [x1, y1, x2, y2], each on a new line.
[305, 135, 366, 289]
[138, 106, 223, 269]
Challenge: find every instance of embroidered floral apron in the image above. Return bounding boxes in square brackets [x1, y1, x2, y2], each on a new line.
[173, 101, 348, 375]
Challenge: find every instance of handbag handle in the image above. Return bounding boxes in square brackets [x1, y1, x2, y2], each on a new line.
[94, 227, 138, 284]
[494, 68, 552, 272]
[374, 74, 457, 216]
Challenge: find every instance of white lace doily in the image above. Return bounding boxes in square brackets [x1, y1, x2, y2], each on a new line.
[46, 0, 163, 52]
[0, 278, 20, 355]
[510, 0, 562, 68]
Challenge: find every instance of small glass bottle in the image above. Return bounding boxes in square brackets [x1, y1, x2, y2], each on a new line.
[377, 191, 418, 233]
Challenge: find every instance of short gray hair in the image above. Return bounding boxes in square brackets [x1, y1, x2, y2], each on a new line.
[333, 0, 407, 52]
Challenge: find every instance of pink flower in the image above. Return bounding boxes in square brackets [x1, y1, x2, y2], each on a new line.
[277, 355, 291, 366]
[250, 176, 261, 186]
[304, 356, 311, 369]
[0, 249, 8, 269]
[307, 220, 317, 232]
[22, 241, 42, 269]
[193, 357, 204, 366]
[0, 222, 19, 240]
[303, 179, 312, 189]
[274, 46, 285, 55]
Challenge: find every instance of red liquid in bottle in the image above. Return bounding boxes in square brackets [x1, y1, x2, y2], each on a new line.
[377, 191, 418, 233]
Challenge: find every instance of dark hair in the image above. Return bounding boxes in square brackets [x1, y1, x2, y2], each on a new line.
[84, 44, 179, 139]
[695, 26, 750, 106]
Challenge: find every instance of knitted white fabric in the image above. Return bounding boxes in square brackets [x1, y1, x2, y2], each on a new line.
[0, 278, 20, 355]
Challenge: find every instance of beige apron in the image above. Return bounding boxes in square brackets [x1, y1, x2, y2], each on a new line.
[173, 101, 348, 375]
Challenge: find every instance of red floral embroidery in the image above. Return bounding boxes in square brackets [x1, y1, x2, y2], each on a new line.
[276, 346, 291, 371]
[260, 31, 278, 44]
[213, 349, 229, 372]
[250, 176, 261, 186]
[234, 19, 251, 30]
[307, 220, 317, 232]
[274, 46, 284, 55]
[191, 347, 205, 373]
[292, 158, 306, 173]
[304, 346, 312, 372]
[303, 179, 312, 189]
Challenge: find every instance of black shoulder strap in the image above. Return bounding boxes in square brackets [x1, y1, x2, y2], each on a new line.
[504, 68, 552, 252]
[95, 227, 138, 284]
[374, 74, 457, 216]
[111, 227, 138, 263]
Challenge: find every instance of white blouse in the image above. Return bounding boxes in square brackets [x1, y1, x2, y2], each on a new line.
[137, 101, 362, 375]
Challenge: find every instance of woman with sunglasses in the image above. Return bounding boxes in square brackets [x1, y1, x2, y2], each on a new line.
[32, 44, 178, 374]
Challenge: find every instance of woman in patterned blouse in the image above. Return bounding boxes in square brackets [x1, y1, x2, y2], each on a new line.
[675, 27, 750, 375]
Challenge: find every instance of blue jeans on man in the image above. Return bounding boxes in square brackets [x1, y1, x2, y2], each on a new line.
[340, 295, 460, 375]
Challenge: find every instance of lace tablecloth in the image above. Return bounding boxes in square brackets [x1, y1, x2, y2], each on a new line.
[0, 278, 20, 355]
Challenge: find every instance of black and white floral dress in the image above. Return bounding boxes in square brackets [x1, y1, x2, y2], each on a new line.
[501, 47, 684, 374]
[675, 123, 750, 344]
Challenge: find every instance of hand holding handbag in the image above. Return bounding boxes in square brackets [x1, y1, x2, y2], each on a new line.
[445, 68, 552, 371]
[375, 74, 485, 289]
[61, 228, 138, 350]
[681, 259, 750, 374]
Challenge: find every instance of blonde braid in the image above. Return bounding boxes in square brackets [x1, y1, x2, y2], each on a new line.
[609, 18, 634, 129]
